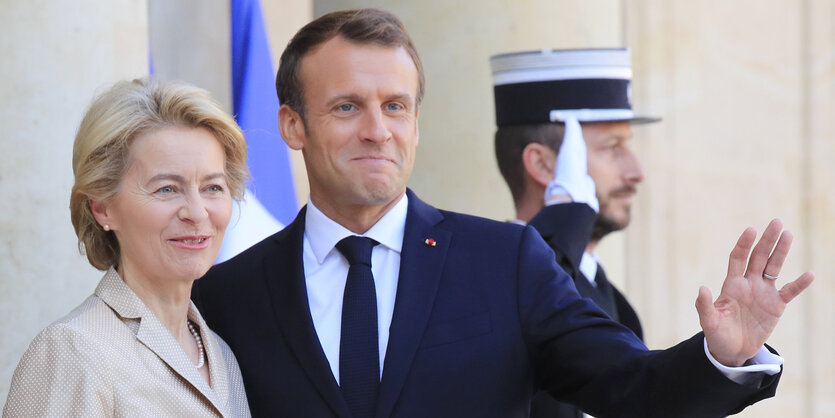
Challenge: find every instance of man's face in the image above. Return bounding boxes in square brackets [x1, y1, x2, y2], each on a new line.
[583, 121, 645, 239]
[284, 36, 420, 219]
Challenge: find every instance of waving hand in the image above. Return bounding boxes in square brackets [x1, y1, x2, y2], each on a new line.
[696, 219, 815, 367]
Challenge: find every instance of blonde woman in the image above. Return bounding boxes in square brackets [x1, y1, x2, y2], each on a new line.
[4, 79, 251, 417]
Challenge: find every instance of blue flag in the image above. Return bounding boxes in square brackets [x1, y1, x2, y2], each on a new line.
[218, 0, 298, 261]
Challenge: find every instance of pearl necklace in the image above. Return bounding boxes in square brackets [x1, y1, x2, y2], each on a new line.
[186, 320, 205, 369]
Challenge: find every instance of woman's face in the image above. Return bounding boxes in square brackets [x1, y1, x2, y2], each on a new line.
[93, 126, 232, 285]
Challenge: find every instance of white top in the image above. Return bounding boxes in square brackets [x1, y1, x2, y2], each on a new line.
[303, 194, 408, 383]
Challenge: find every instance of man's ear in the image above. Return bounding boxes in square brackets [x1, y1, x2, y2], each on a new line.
[89, 199, 115, 231]
[414, 106, 420, 146]
[278, 104, 306, 150]
[521, 143, 557, 187]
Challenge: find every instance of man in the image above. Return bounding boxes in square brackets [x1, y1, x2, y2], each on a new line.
[491, 49, 654, 417]
[193, 9, 813, 418]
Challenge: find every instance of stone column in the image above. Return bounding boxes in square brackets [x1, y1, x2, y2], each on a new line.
[0, 0, 149, 403]
[624, 1, 834, 416]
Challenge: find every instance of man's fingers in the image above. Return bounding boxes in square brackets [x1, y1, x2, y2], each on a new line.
[779, 272, 815, 304]
[745, 219, 783, 278]
[762, 230, 793, 282]
[695, 285, 716, 327]
[727, 227, 756, 279]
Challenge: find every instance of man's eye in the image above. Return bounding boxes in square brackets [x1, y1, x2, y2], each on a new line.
[338, 104, 355, 112]
[385, 103, 403, 111]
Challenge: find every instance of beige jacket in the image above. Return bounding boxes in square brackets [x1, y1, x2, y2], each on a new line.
[3, 268, 251, 417]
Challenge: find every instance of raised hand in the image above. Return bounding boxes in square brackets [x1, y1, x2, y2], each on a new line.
[696, 219, 814, 367]
[544, 117, 599, 211]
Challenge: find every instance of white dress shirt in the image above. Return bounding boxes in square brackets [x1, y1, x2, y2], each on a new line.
[303, 194, 408, 384]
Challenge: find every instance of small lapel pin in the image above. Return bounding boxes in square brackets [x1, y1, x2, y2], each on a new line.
[424, 238, 437, 247]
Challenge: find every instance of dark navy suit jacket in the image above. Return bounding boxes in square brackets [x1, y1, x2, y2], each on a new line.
[192, 190, 778, 417]
[528, 203, 644, 418]
[529, 203, 642, 339]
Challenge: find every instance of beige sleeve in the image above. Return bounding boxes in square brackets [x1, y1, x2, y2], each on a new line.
[3, 324, 114, 418]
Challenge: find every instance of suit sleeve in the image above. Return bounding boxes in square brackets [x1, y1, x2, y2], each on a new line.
[528, 203, 596, 276]
[515, 226, 779, 417]
[3, 324, 114, 417]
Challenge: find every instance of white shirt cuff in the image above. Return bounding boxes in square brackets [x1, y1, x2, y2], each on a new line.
[703, 338, 783, 385]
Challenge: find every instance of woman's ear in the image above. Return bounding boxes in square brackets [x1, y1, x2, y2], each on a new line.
[278, 104, 306, 151]
[89, 199, 115, 231]
[521, 143, 557, 187]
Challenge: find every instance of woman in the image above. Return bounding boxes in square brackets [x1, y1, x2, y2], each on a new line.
[4, 79, 251, 417]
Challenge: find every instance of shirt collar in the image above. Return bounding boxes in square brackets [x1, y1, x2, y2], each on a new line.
[579, 251, 600, 286]
[305, 193, 408, 265]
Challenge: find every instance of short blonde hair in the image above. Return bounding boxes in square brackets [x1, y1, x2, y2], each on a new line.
[70, 78, 249, 270]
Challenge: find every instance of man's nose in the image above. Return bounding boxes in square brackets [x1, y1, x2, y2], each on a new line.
[360, 107, 392, 143]
[622, 149, 645, 184]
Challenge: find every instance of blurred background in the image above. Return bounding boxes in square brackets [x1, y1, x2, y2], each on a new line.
[1, 1, 832, 415]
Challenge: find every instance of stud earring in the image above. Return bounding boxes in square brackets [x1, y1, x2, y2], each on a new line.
[104, 224, 110, 231]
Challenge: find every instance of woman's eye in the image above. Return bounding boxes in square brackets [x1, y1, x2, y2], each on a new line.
[156, 186, 175, 194]
[206, 185, 224, 193]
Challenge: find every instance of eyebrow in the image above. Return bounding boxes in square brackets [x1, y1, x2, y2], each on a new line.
[600, 133, 632, 143]
[326, 92, 415, 108]
[146, 173, 227, 184]
[326, 93, 361, 108]
[384, 92, 414, 104]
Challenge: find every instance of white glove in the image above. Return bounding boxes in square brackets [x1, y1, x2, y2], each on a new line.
[544, 116, 599, 212]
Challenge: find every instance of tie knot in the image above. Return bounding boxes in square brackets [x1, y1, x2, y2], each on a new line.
[336, 236, 378, 267]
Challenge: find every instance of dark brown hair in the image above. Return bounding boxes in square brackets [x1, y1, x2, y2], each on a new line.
[494, 123, 565, 205]
[276, 8, 425, 120]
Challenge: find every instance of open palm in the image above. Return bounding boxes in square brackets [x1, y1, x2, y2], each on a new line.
[696, 219, 815, 367]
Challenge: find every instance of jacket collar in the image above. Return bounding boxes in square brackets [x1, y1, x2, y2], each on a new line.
[377, 189, 451, 417]
[264, 207, 354, 417]
[96, 268, 231, 416]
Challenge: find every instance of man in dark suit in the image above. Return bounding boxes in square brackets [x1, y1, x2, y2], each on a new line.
[193, 9, 814, 418]
[491, 49, 655, 417]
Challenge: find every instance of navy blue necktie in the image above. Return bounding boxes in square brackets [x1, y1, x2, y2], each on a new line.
[336, 236, 380, 418]
[593, 263, 619, 321]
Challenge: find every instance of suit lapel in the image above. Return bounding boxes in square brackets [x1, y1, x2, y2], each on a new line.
[96, 269, 227, 416]
[134, 314, 228, 415]
[376, 190, 451, 418]
[263, 207, 352, 417]
[192, 304, 230, 411]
